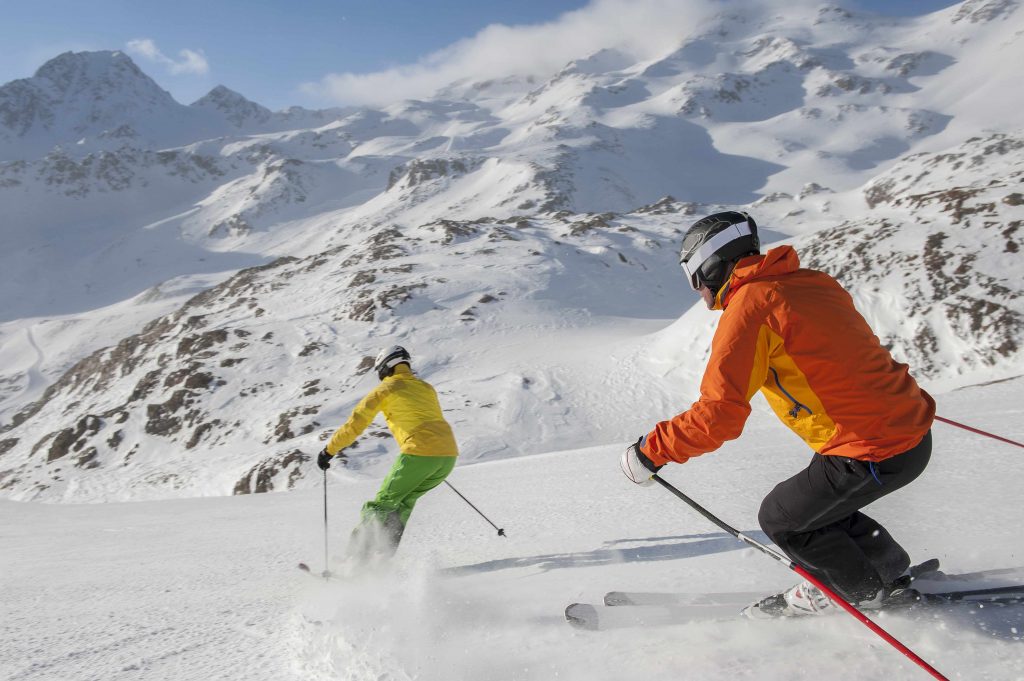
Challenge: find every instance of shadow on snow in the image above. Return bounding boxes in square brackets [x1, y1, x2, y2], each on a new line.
[442, 531, 770, 576]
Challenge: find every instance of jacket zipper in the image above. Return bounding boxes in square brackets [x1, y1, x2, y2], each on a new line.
[768, 367, 812, 418]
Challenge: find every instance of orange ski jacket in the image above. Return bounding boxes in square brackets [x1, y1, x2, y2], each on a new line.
[642, 245, 934, 467]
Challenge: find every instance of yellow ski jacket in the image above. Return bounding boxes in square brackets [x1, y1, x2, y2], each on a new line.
[325, 364, 459, 457]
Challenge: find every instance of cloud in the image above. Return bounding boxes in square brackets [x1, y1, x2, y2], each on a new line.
[125, 39, 209, 76]
[301, 0, 797, 106]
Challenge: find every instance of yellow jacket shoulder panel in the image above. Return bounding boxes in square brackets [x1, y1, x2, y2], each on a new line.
[326, 366, 458, 457]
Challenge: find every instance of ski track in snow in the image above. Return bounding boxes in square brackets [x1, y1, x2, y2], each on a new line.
[22, 327, 44, 395]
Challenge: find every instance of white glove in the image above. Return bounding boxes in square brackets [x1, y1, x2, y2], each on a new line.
[620, 436, 661, 486]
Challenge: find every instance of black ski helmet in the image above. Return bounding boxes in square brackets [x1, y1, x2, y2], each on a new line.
[374, 345, 411, 380]
[679, 211, 760, 292]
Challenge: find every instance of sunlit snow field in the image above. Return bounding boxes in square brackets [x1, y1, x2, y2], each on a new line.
[3, 376, 1021, 681]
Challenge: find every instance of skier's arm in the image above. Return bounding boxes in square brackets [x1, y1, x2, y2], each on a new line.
[642, 296, 770, 466]
[325, 385, 390, 455]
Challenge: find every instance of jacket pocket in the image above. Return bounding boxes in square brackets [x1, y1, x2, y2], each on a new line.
[822, 455, 867, 490]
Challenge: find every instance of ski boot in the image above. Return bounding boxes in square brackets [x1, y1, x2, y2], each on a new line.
[742, 580, 836, 619]
[743, 576, 923, 619]
[859, 575, 922, 611]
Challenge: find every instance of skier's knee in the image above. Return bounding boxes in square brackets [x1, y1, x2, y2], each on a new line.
[757, 496, 790, 542]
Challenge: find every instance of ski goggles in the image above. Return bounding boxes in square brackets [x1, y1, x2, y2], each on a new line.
[679, 220, 756, 290]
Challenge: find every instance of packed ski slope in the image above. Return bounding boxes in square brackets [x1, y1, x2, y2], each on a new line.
[2, 375, 1022, 681]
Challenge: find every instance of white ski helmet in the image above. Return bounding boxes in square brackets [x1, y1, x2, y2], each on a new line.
[374, 345, 411, 380]
[679, 211, 760, 292]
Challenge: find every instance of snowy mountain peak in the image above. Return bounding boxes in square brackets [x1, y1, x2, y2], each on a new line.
[191, 85, 272, 128]
[33, 50, 163, 99]
[562, 48, 635, 76]
[0, 50, 195, 158]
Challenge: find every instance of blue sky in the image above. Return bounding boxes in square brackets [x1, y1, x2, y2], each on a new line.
[2, 0, 961, 110]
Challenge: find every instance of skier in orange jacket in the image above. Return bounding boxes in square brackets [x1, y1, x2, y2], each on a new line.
[620, 211, 935, 617]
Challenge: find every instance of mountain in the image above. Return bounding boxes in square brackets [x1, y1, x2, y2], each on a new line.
[0, 51, 216, 158]
[190, 85, 273, 128]
[0, 0, 1022, 501]
[0, 51, 355, 160]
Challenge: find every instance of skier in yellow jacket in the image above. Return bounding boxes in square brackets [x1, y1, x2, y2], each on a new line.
[317, 346, 459, 560]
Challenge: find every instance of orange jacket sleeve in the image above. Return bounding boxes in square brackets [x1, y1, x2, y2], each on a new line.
[642, 291, 771, 466]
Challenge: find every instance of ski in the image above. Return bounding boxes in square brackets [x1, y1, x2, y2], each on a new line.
[604, 558, 942, 607]
[566, 601, 743, 631]
[918, 584, 1024, 602]
[568, 585, 1024, 631]
[604, 589, 761, 607]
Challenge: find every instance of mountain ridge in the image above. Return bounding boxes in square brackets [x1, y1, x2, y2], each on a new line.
[0, 0, 1021, 501]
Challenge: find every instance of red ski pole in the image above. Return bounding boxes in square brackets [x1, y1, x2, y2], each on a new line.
[935, 415, 1024, 449]
[651, 474, 949, 681]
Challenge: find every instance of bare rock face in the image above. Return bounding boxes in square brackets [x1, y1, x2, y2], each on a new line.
[387, 158, 471, 190]
[632, 196, 698, 216]
[233, 449, 308, 494]
[45, 415, 102, 463]
[268, 406, 321, 444]
[951, 0, 1018, 24]
[801, 134, 1024, 378]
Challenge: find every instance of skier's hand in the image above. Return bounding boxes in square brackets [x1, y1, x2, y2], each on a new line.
[317, 448, 348, 470]
[620, 436, 662, 486]
[317, 448, 332, 471]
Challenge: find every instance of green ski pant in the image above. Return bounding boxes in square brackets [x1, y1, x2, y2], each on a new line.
[361, 453, 456, 528]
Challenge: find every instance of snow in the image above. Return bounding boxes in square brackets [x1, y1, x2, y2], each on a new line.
[0, 6, 1020, 498]
[3, 3, 1022, 406]
[2, 1, 1024, 677]
[2, 376, 1023, 680]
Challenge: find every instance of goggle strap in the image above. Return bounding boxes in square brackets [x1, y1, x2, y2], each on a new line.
[680, 221, 753, 279]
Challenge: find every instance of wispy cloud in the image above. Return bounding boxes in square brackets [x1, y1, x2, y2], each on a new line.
[301, 0, 788, 106]
[125, 39, 209, 76]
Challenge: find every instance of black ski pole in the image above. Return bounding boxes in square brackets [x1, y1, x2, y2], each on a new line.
[321, 469, 331, 579]
[444, 480, 506, 537]
[651, 474, 948, 681]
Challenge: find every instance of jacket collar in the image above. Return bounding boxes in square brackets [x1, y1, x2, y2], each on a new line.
[714, 245, 800, 310]
[390, 364, 413, 378]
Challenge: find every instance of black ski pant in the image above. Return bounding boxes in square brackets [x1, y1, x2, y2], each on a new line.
[757, 430, 932, 602]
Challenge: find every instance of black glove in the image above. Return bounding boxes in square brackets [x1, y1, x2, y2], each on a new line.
[317, 448, 332, 471]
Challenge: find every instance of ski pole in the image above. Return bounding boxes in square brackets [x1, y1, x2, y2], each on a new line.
[444, 480, 506, 537]
[935, 415, 1023, 449]
[651, 474, 949, 681]
[321, 469, 332, 579]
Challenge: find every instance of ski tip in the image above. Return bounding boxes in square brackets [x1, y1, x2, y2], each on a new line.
[298, 562, 311, 572]
[565, 603, 599, 631]
[603, 591, 635, 606]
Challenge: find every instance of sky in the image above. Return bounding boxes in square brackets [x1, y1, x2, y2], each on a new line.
[0, 0, 962, 110]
